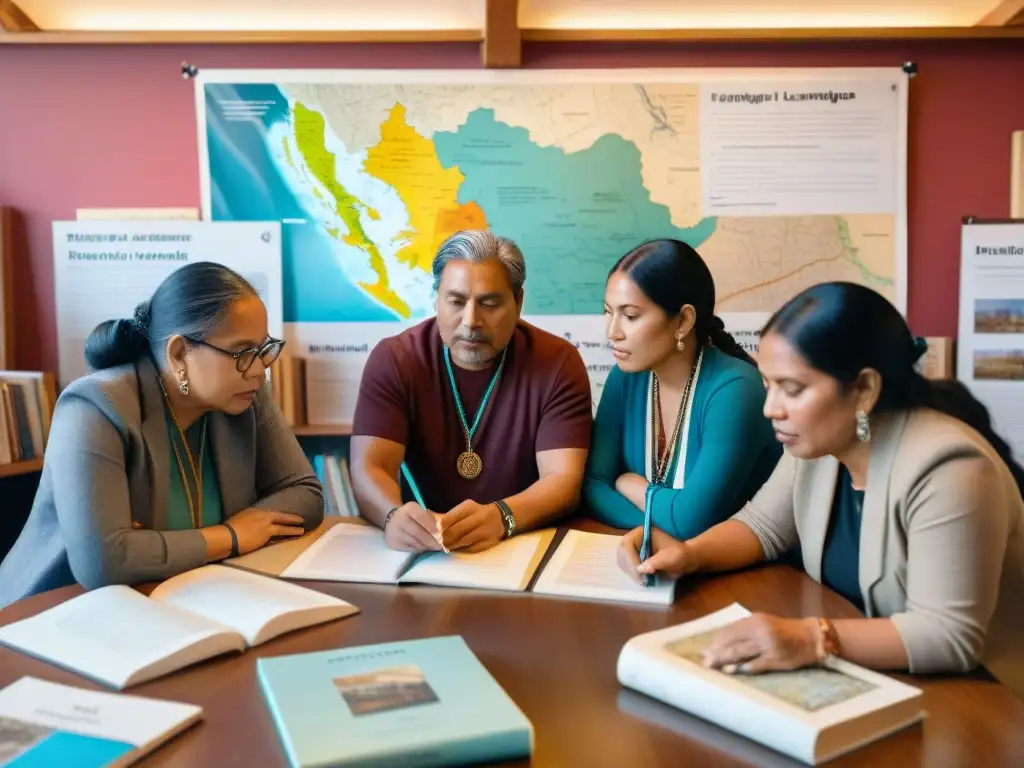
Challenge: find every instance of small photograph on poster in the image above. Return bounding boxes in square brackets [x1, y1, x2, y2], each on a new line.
[974, 299, 1024, 334]
[973, 350, 1024, 381]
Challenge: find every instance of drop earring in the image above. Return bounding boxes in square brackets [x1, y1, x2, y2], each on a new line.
[178, 369, 190, 396]
[676, 337, 685, 352]
[855, 410, 871, 443]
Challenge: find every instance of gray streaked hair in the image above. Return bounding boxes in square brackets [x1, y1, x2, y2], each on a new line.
[431, 230, 526, 295]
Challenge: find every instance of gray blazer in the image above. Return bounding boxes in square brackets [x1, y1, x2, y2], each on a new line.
[0, 357, 324, 608]
[734, 407, 1024, 696]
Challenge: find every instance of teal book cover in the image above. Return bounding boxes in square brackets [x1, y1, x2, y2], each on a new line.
[257, 635, 534, 768]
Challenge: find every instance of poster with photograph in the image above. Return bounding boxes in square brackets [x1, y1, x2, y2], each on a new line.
[957, 221, 1024, 461]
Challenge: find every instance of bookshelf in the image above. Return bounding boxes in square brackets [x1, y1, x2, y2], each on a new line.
[293, 424, 353, 437]
[0, 458, 42, 478]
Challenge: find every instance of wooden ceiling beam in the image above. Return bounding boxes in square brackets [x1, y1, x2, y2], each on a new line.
[0, 1, 39, 31]
[976, 0, 1024, 25]
[482, 0, 521, 68]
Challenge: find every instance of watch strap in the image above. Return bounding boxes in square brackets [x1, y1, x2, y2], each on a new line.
[494, 499, 515, 538]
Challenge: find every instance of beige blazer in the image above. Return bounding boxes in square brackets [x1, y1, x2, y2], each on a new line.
[733, 407, 1024, 696]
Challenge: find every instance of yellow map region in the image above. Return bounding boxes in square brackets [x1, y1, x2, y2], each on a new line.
[363, 104, 488, 273]
[292, 102, 410, 317]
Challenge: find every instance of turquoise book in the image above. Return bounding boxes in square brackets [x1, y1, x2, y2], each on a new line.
[257, 636, 534, 767]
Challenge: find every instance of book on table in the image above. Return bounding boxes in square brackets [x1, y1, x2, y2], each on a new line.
[0, 565, 360, 690]
[617, 603, 925, 765]
[0, 676, 202, 767]
[279, 523, 556, 592]
[258, 635, 533, 768]
[531, 529, 677, 606]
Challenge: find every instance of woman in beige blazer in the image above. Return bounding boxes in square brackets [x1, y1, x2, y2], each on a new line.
[620, 281, 1024, 695]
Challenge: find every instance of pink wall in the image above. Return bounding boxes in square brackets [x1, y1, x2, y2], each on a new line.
[1, 39, 1023, 374]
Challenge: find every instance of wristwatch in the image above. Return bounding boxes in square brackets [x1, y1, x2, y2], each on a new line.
[494, 500, 516, 539]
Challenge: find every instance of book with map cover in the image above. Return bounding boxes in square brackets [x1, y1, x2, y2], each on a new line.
[617, 603, 924, 765]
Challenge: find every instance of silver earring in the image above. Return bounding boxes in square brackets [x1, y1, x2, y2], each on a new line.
[855, 410, 870, 443]
[676, 337, 685, 352]
[178, 369, 190, 396]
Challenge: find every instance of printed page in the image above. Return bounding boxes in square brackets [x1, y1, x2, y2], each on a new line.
[149, 565, 359, 646]
[699, 77, 903, 216]
[0, 677, 202, 763]
[532, 530, 676, 606]
[50, 220, 282, 388]
[0, 587, 240, 689]
[280, 523, 415, 583]
[401, 529, 555, 592]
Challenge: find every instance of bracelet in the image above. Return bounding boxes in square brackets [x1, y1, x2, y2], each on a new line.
[813, 617, 840, 663]
[223, 523, 240, 558]
[384, 506, 398, 530]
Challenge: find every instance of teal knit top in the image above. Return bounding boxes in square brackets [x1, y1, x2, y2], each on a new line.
[582, 346, 782, 539]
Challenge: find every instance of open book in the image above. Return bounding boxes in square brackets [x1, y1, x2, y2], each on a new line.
[617, 603, 925, 765]
[0, 565, 359, 690]
[532, 530, 676, 606]
[280, 524, 555, 592]
[0, 676, 202, 767]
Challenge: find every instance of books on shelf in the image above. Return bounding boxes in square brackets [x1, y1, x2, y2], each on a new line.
[0, 565, 359, 690]
[281, 523, 555, 592]
[0, 676, 202, 767]
[258, 636, 533, 768]
[311, 452, 359, 517]
[0, 370, 55, 467]
[532, 530, 676, 605]
[617, 603, 925, 765]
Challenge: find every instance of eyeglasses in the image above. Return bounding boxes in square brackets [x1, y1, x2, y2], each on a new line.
[185, 335, 286, 373]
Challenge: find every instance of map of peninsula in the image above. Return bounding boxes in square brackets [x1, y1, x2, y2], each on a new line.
[433, 109, 717, 315]
[293, 101, 410, 317]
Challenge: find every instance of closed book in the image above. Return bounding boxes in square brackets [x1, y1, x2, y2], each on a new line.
[617, 603, 924, 765]
[258, 636, 533, 767]
[0, 676, 201, 767]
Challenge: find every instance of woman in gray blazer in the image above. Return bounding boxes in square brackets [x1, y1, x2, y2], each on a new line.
[620, 282, 1024, 696]
[0, 262, 324, 608]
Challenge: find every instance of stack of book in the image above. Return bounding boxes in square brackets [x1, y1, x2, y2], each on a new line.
[0, 370, 55, 469]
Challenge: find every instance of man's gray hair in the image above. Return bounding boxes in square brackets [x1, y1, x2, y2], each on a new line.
[431, 230, 526, 295]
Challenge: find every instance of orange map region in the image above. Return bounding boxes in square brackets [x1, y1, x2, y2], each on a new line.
[363, 103, 487, 272]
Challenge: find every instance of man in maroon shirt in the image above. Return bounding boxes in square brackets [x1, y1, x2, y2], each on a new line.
[350, 230, 593, 554]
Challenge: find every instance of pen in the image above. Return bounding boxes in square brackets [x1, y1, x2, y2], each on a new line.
[401, 463, 446, 551]
[400, 462, 426, 508]
[638, 484, 657, 587]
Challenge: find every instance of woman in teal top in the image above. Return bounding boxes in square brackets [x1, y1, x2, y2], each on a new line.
[583, 239, 781, 539]
[0, 262, 324, 607]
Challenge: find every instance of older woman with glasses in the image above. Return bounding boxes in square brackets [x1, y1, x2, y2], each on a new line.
[0, 262, 323, 607]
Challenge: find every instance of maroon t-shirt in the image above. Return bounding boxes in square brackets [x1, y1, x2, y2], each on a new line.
[352, 318, 593, 513]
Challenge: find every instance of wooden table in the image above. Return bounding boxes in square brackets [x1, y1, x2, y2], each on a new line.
[1, 539, 1023, 767]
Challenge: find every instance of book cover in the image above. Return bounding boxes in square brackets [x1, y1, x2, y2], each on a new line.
[617, 604, 924, 764]
[0, 676, 201, 768]
[258, 636, 533, 768]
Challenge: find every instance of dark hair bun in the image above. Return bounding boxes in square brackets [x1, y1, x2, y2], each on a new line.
[84, 317, 149, 370]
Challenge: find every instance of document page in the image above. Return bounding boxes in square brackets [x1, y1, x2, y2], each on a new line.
[699, 77, 902, 216]
[149, 565, 358, 646]
[532, 531, 676, 605]
[280, 524, 415, 584]
[402, 529, 556, 592]
[0, 587, 238, 689]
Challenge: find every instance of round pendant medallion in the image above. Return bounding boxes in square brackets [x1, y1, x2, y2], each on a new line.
[456, 451, 482, 480]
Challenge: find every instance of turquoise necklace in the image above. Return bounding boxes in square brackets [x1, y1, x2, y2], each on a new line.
[443, 344, 508, 480]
